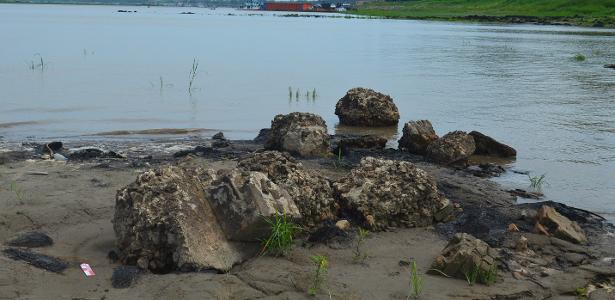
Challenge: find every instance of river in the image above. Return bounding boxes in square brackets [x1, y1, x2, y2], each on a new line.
[1, 4, 614, 221]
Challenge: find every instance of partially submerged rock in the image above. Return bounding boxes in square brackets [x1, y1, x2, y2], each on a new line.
[2, 247, 68, 273]
[265, 112, 330, 157]
[469, 131, 516, 157]
[237, 151, 338, 228]
[5, 231, 53, 248]
[253, 128, 271, 144]
[426, 131, 476, 165]
[535, 205, 587, 244]
[207, 169, 301, 241]
[333, 135, 387, 155]
[335, 87, 400, 126]
[431, 233, 499, 281]
[398, 120, 438, 155]
[333, 157, 452, 231]
[113, 166, 257, 273]
[211, 132, 230, 148]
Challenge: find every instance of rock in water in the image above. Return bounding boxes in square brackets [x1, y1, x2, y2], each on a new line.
[265, 112, 330, 157]
[426, 131, 476, 165]
[398, 120, 439, 155]
[335, 87, 400, 126]
[253, 128, 271, 144]
[207, 169, 301, 241]
[5, 231, 53, 248]
[212, 132, 225, 140]
[469, 131, 516, 157]
[333, 135, 387, 155]
[333, 157, 452, 231]
[535, 205, 587, 244]
[237, 151, 338, 228]
[431, 233, 499, 281]
[113, 166, 257, 273]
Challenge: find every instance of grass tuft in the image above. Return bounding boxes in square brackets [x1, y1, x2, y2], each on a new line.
[10, 182, 25, 203]
[464, 264, 498, 286]
[574, 53, 587, 62]
[308, 255, 329, 296]
[188, 58, 199, 93]
[407, 260, 423, 299]
[260, 212, 300, 257]
[352, 228, 369, 263]
[528, 173, 547, 190]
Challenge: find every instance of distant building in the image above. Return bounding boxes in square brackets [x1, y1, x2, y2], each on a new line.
[263, 2, 313, 11]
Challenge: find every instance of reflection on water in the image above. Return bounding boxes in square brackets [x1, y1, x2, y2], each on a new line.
[0, 4, 614, 221]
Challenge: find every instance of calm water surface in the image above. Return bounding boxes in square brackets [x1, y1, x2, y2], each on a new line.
[1, 4, 614, 221]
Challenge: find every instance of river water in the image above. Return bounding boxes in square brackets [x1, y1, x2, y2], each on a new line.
[1, 4, 614, 221]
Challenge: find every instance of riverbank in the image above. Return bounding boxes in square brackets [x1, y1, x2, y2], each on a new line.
[353, 0, 615, 27]
[1, 133, 614, 299]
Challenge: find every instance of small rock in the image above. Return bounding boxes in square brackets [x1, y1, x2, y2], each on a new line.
[211, 139, 230, 148]
[212, 132, 225, 140]
[465, 163, 505, 178]
[535, 205, 587, 244]
[604, 64, 615, 70]
[111, 266, 142, 289]
[5, 231, 53, 248]
[398, 120, 438, 155]
[265, 112, 330, 157]
[426, 131, 476, 165]
[469, 131, 516, 157]
[430, 233, 499, 281]
[508, 223, 519, 232]
[335, 220, 351, 231]
[335, 87, 400, 126]
[515, 235, 528, 252]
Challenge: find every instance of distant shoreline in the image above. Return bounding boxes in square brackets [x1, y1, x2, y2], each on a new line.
[352, 0, 615, 28]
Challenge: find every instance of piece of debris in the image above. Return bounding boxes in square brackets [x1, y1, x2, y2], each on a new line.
[604, 64, 615, 69]
[80, 263, 96, 277]
[26, 171, 49, 176]
[5, 231, 54, 248]
[508, 223, 519, 232]
[2, 247, 68, 273]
